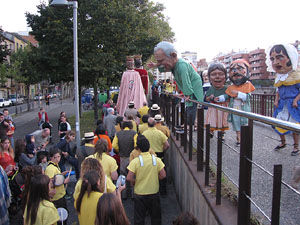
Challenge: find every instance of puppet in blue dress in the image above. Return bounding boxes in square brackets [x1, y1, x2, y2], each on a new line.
[266, 44, 300, 156]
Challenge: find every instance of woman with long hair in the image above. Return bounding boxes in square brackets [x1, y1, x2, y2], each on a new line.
[75, 170, 103, 225]
[0, 136, 16, 176]
[21, 165, 43, 212]
[89, 139, 118, 181]
[73, 158, 115, 200]
[23, 174, 60, 225]
[95, 193, 129, 225]
[14, 138, 26, 165]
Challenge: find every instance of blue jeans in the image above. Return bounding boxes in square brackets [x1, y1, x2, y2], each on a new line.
[59, 156, 80, 180]
[186, 102, 197, 125]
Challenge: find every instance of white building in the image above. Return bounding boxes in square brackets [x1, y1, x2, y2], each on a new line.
[181, 51, 198, 67]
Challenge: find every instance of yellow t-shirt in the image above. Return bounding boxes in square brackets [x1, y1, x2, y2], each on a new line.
[138, 123, 148, 134]
[127, 152, 165, 195]
[165, 83, 174, 93]
[73, 177, 115, 200]
[74, 191, 103, 225]
[138, 106, 149, 124]
[44, 162, 65, 201]
[24, 200, 60, 225]
[143, 127, 168, 153]
[87, 153, 118, 181]
[129, 149, 156, 162]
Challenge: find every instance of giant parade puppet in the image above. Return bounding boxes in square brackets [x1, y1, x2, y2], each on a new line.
[266, 44, 300, 156]
[116, 56, 147, 117]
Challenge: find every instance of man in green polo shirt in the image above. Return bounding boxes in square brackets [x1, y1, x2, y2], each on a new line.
[127, 135, 166, 225]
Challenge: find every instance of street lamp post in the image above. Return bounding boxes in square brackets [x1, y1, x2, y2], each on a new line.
[50, 0, 81, 149]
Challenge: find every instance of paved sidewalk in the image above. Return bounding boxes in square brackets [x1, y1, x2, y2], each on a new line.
[189, 112, 300, 225]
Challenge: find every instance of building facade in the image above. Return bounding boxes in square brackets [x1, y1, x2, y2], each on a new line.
[248, 48, 273, 80]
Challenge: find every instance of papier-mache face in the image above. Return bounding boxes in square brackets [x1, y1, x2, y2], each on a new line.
[229, 60, 249, 86]
[209, 69, 226, 89]
[269, 46, 293, 74]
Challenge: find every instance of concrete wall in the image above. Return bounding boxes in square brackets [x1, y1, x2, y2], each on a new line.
[168, 136, 237, 225]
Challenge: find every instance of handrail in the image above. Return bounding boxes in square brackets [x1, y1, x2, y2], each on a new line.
[181, 96, 300, 134]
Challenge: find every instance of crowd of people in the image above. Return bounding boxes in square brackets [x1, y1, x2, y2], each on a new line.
[0, 94, 200, 225]
[1, 40, 298, 225]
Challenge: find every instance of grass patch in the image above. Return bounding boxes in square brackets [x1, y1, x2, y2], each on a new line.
[68, 110, 102, 139]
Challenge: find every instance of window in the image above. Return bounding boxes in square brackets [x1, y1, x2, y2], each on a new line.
[16, 43, 19, 49]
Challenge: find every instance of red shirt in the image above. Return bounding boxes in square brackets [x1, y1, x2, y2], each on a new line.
[135, 68, 149, 95]
[0, 152, 15, 173]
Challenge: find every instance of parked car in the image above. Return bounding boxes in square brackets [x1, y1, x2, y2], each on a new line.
[9, 95, 24, 105]
[0, 98, 12, 107]
[34, 95, 44, 101]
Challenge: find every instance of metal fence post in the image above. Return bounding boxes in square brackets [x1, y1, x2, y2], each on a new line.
[184, 110, 187, 153]
[189, 121, 193, 161]
[180, 101, 185, 125]
[172, 97, 175, 134]
[197, 106, 204, 171]
[271, 164, 282, 225]
[237, 125, 253, 225]
[205, 124, 210, 186]
[176, 104, 179, 140]
[166, 96, 170, 127]
[216, 131, 223, 205]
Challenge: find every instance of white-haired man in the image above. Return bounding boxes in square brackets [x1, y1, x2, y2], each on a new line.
[104, 108, 117, 140]
[148, 41, 204, 126]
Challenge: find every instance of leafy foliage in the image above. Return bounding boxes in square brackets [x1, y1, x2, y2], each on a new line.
[0, 28, 11, 64]
[25, 0, 174, 88]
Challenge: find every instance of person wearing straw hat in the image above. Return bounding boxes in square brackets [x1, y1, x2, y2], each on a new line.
[76, 132, 95, 168]
[124, 101, 141, 122]
[148, 104, 161, 118]
[116, 56, 147, 117]
[154, 114, 170, 138]
[266, 44, 300, 156]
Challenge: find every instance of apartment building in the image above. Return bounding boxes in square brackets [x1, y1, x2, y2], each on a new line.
[248, 48, 272, 80]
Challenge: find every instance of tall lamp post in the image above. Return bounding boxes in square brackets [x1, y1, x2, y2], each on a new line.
[50, 0, 81, 149]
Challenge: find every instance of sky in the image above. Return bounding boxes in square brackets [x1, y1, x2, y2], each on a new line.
[1, 0, 300, 61]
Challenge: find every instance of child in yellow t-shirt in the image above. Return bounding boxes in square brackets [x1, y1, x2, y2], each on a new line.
[23, 174, 60, 225]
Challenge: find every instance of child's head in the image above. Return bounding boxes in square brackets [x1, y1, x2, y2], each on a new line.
[76, 170, 102, 213]
[173, 212, 200, 225]
[25, 174, 50, 224]
[80, 158, 104, 192]
[37, 152, 48, 164]
[49, 147, 61, 164]
[208, 63, 227, 89]
[202, 70, 209, 83]
[95, 193, 130, 225]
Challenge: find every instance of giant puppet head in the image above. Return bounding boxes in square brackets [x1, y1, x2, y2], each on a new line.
[266, 44, 298, 74]
[207, 62, 227, 89]
[154, 41, 178, 73]
[229, 59, 250, 86]
[126, 55, 135, 70]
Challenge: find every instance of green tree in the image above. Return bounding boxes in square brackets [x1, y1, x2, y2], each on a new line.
[26, 0, 174, 119]
[0, 28, 10, 64]
[0, 64, 8, 87]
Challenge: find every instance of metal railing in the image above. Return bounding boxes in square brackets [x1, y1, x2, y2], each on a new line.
[251, 94, 276, 117]
[161, 94, 300, 225]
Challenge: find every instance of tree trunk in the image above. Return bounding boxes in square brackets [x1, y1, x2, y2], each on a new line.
[93, 82, 99, 122]
[26, 84, 31, 111]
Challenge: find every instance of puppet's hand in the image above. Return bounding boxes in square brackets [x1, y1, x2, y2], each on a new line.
[293, 99, 298, 108]
[274, 100, 279, 108]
